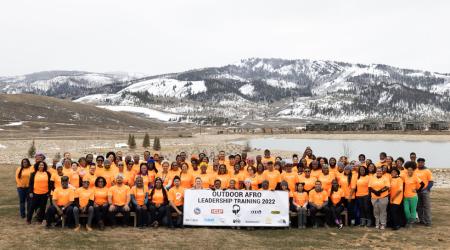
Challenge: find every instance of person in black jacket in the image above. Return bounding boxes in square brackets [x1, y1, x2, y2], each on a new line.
[27, 161, 52, 224]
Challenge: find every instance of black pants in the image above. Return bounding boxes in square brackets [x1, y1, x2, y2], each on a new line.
[309, 206, 330, 226]
[149, 204, 169, 225]
[45, 205, 74, 226]
[108, 205, 130, 226]
[356, 195, 371, 220]
[27, 193, 48, 223]
[344, 199, 356, 224]
[328, 204, 345, 225]
[133, 204, 149, 227]
[94, 205, 109, 224]
[168, 205, 183, 228]
[389, 203, 403, 229]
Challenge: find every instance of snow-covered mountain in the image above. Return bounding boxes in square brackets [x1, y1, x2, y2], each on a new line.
[2, 58, 450, 123]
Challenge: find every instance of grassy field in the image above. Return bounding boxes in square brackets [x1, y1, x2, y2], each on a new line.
[1, 164, 449, 249]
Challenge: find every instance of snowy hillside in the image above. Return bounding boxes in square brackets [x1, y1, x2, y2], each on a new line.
[2, 58, 450, 123]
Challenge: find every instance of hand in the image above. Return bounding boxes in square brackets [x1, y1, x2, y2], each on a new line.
[94, 204, 98, 208]
[156, 204, 160, 208]
[177, 211, 183, 215]
[124, 205, 130, 212]
[81, 207, 87, 213]
[29, 193, 33, 198]
[109, 205, 116, 212]
[142, 205, 147, 210]
[56, 209, 63, 216]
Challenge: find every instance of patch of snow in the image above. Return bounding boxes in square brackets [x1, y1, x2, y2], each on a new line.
[115, 143, 128, 148]
[0, 144, 6, 149]
[119, 78, 207, 98]
[265, 79, 298, 89]
[4, 121, 24, 126]
[239, 84, 255, 96]
[97, 105, 181, 122]
[37, 116, 46, 119]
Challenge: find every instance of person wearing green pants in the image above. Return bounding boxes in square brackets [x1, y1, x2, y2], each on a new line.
[403, 162, 424, 227]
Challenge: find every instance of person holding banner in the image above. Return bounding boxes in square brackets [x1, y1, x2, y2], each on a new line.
[293, 182, 308, 229]
[308, 180, 329, 228]
[148, 177, 170, 227]
[193, 177, 203, 190]
[168, 176, 184, 228]
[215, 165, 230, 189]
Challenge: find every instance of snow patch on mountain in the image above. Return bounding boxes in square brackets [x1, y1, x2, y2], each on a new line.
[97, 105, 181, 122]
[119, 78, 206, 98]
[239, 84, 255, 96]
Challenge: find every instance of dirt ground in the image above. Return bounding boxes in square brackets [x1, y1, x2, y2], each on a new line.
[1, 163, 449, 249]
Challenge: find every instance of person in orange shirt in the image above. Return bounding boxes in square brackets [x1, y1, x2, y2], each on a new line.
[179, 163, 193, 189]
[308, 180, 329, 228]
[318, 164, 334, 194]
[415, 158, 433, 226]
[328, 180, 345, 229]
[106, 151, 117, 171]
[100, 159, 117, 188]
[73, 178, 95, 231]
[369, 167, 390, 230]
[298, 168, 316, 192]
[124, 160, 136, 187]
[77, 157, 89, 179]
[212, 179, 223, 191]
[156, 160, 173, 189]
[50, 163, 65, 191]
[45, 176, 74, 228]
[404, 162, 424, 227]
[131, 176, 149, 228]
[196, 163, 213, 189]
[16, 158, 33, 219]
[62, 158, 73, 177]
[93, 176, 108, 230]
[389, 168, 404, 230]
[281, 164, 299, 192]
[309, 160, 322, 179]
[355, 167, 371, 227]
[375, 152, 387, 168]
[303, 147, 315, 166]
[108, 174, 131, 227]
[192, 177, 203, 190]
[229, 164, 244, 189]
[148, 177, 169, 227]
[339, 165, 357, 226]
[168, 176, 184, 228]
[70, 162, 82, 189]
[261, 149, 275, 166]
[245, 166, 260, 190]
[292, 182, 308, 229]
[27, 161, 51, 224]
[94, 155, 105, 177]
[328, 157, 338, 176]
[262, 162, 281, 190]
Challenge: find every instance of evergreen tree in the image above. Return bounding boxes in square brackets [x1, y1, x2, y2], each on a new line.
[28, 140, 36, 158]
[142, 133, 150, 148]
[129, 135, 137, 149]
[153, 137, 161, 151]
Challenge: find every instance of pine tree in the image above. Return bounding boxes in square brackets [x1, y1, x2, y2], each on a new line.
[153, 137, 161, 151]
[127, 134, 132, 147]
[243, 140, 251, 153]
[142, 133, 150, 148]
[129, 135, 137, 149]
[28, 140, 36, 158]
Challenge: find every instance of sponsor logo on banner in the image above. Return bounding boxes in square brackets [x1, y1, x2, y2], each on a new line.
[219, 218, 226, 223]
[211, 209, 224, 214]
[278, 219, 287, 224]
[233, 219, 241, 224]
[232, 204, 240, 215]
[204, 218, 215, 222]
[194, 207, 201, 215]
[245, 220, 260, 224]
[250, 210, 262, 214]
[271, 210, 280, 214]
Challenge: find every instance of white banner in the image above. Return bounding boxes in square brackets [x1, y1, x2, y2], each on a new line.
[183, 189, 289, 227]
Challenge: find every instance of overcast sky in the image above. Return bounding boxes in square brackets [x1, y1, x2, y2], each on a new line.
[1, 0, 449, 76]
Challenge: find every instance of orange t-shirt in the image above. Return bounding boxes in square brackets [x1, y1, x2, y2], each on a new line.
[198, 173, 213, 188]
[51, 173, 64, 190]
[318, 174, 334, 194]
[84, 172, 97, 188]
[404, 175, 422, 198]
[108, 184, 130, 206]
[246, 176, 260, 190]
[214, 174, 230, 189]
[293, 192, 308, 207]
[369, 176, 390, 199]
[261, 156, 275, 165]
[390, 177, 403, 204]
[308, 189, 328, 206]
[131, 186, 148, 206]
[298, 176, 316, 192]
[123, 170, 135, 187]
[62, 167, 73, 177]
[75, 187, 94, 208]
[339, 174, 357, 199]
[310, 169, 323, 179]
[281, 171, 299, 192]
[69, 171, 81, 189]
[356, 175, 370, 197]
[15, 167, 34, 188]
[33, 171, 50, 195]
[151, 188, 165, 205]
[262, 170, 281, 190]
[230, 172, 245, 186]
[52, 187, 75, 206]
[179, 172, 193, 189]
[94, 187, 109, 206]
[168, 186, 185, 206]
[330, 188, 344, 205]
[415, 169, 432, 187]
[100, 169, 117, 188]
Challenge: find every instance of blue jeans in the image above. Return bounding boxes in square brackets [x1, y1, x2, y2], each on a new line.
[17, 187, 30, 218]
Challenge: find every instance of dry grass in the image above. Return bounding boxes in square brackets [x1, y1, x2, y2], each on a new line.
[0, 164, 449, 249]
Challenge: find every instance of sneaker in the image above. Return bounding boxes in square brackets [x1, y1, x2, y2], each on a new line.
[375, 224, 380, 230]
[351, 219, 355, 226]
[74, 225, 81, 232]
[380, 225, 385, 230]
[360, 219, 366, 227]
[338, 224, 343, 230]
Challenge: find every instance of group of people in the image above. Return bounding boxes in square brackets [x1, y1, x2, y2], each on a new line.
[15, 148, 433, 231]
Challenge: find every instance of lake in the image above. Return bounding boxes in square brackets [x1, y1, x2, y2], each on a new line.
[235, 138, 450, 168]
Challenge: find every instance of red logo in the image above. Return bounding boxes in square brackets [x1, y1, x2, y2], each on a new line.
[211, 209, 224, 214]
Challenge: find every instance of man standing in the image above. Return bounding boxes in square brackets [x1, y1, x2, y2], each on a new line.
[415, 158, 433, 226]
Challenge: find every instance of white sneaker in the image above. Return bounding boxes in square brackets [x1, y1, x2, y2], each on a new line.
[380, 225, 385, 230]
